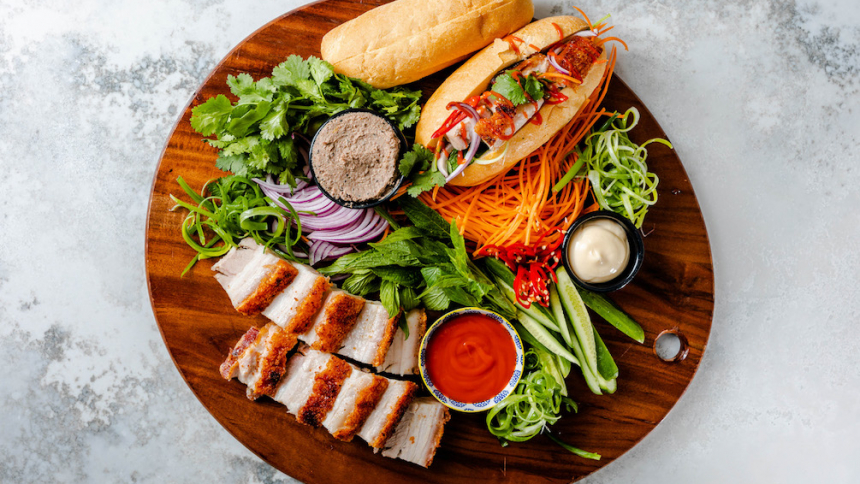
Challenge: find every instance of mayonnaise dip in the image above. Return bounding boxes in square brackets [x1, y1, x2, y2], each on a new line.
[567, 218, 630, 283]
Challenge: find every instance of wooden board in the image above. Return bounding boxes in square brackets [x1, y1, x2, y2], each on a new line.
[145, 1, 715, 482]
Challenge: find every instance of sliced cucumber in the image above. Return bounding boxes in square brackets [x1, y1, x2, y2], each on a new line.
[496, 278, 560, 332]
[549, 285, 573, 347]
[594, 328, 619, 380]
[555, 268, 598, 377]
[517, 312, 578, 366]
[579, 288, 645, 343]
[565, 323, 602, 395]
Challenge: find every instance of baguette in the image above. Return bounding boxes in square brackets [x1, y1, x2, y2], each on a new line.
[415, 16, 607, 186]
[320, 0, 534, 89]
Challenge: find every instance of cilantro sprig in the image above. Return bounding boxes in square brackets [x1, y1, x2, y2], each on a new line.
[492, 71, 546, 107]
[397, 144, 447, 196]
[191, 55, 422, 187]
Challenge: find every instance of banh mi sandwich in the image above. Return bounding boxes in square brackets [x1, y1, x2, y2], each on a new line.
[213, 238, 426, 376]
[415, 16, 609, 186]
[221, 331, 449, 467]
[320, 0, 534, 89]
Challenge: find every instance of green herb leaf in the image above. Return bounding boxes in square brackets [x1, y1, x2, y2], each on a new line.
[420, 286, 450, 311]
[191, 95, 232, 136]
[399, 197, 450, 240]
[398, 144, 435, 177]
[492, 72, 527, 106]
[523, 74, 545, 102]
[405, 170, 446, 197]
[342, 270, 379, 297]
[380, 280, 400, 319]
[371, 266, 422, 287]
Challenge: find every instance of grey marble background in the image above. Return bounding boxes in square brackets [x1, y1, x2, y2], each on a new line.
[1, 0, 858, 482]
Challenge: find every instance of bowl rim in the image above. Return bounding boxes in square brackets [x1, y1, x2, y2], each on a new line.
[307, 108, 407, 209]
[418, 307, 524, 413]
[561, 210, 645, 292]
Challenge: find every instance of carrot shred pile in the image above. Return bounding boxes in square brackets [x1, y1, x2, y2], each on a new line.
[417, 47, 619, 253]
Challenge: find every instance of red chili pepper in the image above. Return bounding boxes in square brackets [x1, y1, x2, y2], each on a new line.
[480, 227, 564, 308]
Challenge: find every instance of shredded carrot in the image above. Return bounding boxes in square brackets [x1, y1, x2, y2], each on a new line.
[597, 36, 628, 51]
[573, 6, 593, 29]
[541, 72, 582, 84]
[420, 48, 618, 253]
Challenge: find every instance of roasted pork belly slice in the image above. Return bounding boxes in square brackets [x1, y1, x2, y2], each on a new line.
[213, 239, 299, 315]
[219, 323, 298, 400]
[357, 379, 417, 448]
[339, 301, 399, 367]
[272, 347, 332, 415]
[376, 309, 427, 376]
[300, 289, 365, 353]
[296, 353, 353, 427]
[381, 397, 450, 468]
[263, 263, 330, 333]
[323, 369, 388, 442]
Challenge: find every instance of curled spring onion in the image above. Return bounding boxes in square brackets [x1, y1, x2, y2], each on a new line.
[486, 346, 600, 460]
[553, 107, 672, 228]
[170, 175, 306, 276]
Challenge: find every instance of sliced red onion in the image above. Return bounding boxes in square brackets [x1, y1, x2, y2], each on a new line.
[575, 29, 597, 37]
[312, 218, 389, 245]
[445, 123, 483, 182]
[449, 102, 479, 121]
[437, 151, 450, 177]
[547, 55, 571, 76]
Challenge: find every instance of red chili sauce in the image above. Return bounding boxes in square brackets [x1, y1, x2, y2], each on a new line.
[425, 313, 517, 403]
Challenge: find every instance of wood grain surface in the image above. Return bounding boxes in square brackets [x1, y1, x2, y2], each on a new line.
[145, 1, 714, 482]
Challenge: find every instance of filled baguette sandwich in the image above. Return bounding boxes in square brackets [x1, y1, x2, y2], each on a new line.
[415, 15, 609, 186]
[321, 0, 534, 89]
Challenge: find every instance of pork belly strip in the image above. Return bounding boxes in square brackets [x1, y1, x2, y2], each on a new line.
[297, 356, 353, 427]
[272, 348, 332, 415]
[325, 372, 388, 442]
[302, 289, 366, 353]
[377, 308, 426, 375]
[219, 326, 260, 380]
[357, 379, 418, 449]
[212, 239, 298, 315]
[339, 301, 400, 367]
[381, 397, 451, 468]
[218, 324, 298, 400]
[235, 261, 298, 315]
[263, 263, 331, 333]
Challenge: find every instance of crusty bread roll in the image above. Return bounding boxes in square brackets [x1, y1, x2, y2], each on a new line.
[320, 0, 534, 89]
[415, 16, 607, 187]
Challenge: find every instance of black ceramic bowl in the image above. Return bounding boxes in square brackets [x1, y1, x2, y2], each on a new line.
[308, 108, 407, 209]
[561, 210, 645, 293]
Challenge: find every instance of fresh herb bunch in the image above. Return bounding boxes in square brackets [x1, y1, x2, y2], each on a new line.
[318, 198, 516, 321]
[170, 175, 306, 275]
[191, 55, 422, 188]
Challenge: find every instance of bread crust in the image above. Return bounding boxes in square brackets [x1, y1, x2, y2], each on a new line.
[415, 16, 607, 186]
[321, 0, 534, 89]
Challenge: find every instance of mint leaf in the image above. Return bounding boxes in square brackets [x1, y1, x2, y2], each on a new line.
[380, 280, 400, 319]
[190, 95, 232, 136]
[399, 198, 451, 240]
[421, 286, 450, 311]
[371, 266, 422, 287]
[342, 270, 379, 296]
[492, 72, 527, 106]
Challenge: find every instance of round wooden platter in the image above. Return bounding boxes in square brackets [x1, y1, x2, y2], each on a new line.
[145, 1, 715, 482]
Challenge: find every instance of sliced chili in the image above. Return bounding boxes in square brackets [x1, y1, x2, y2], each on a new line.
[478, 227, 564, 308]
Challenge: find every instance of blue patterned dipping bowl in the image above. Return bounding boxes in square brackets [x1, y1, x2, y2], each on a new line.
[418, 308, 524, 413]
